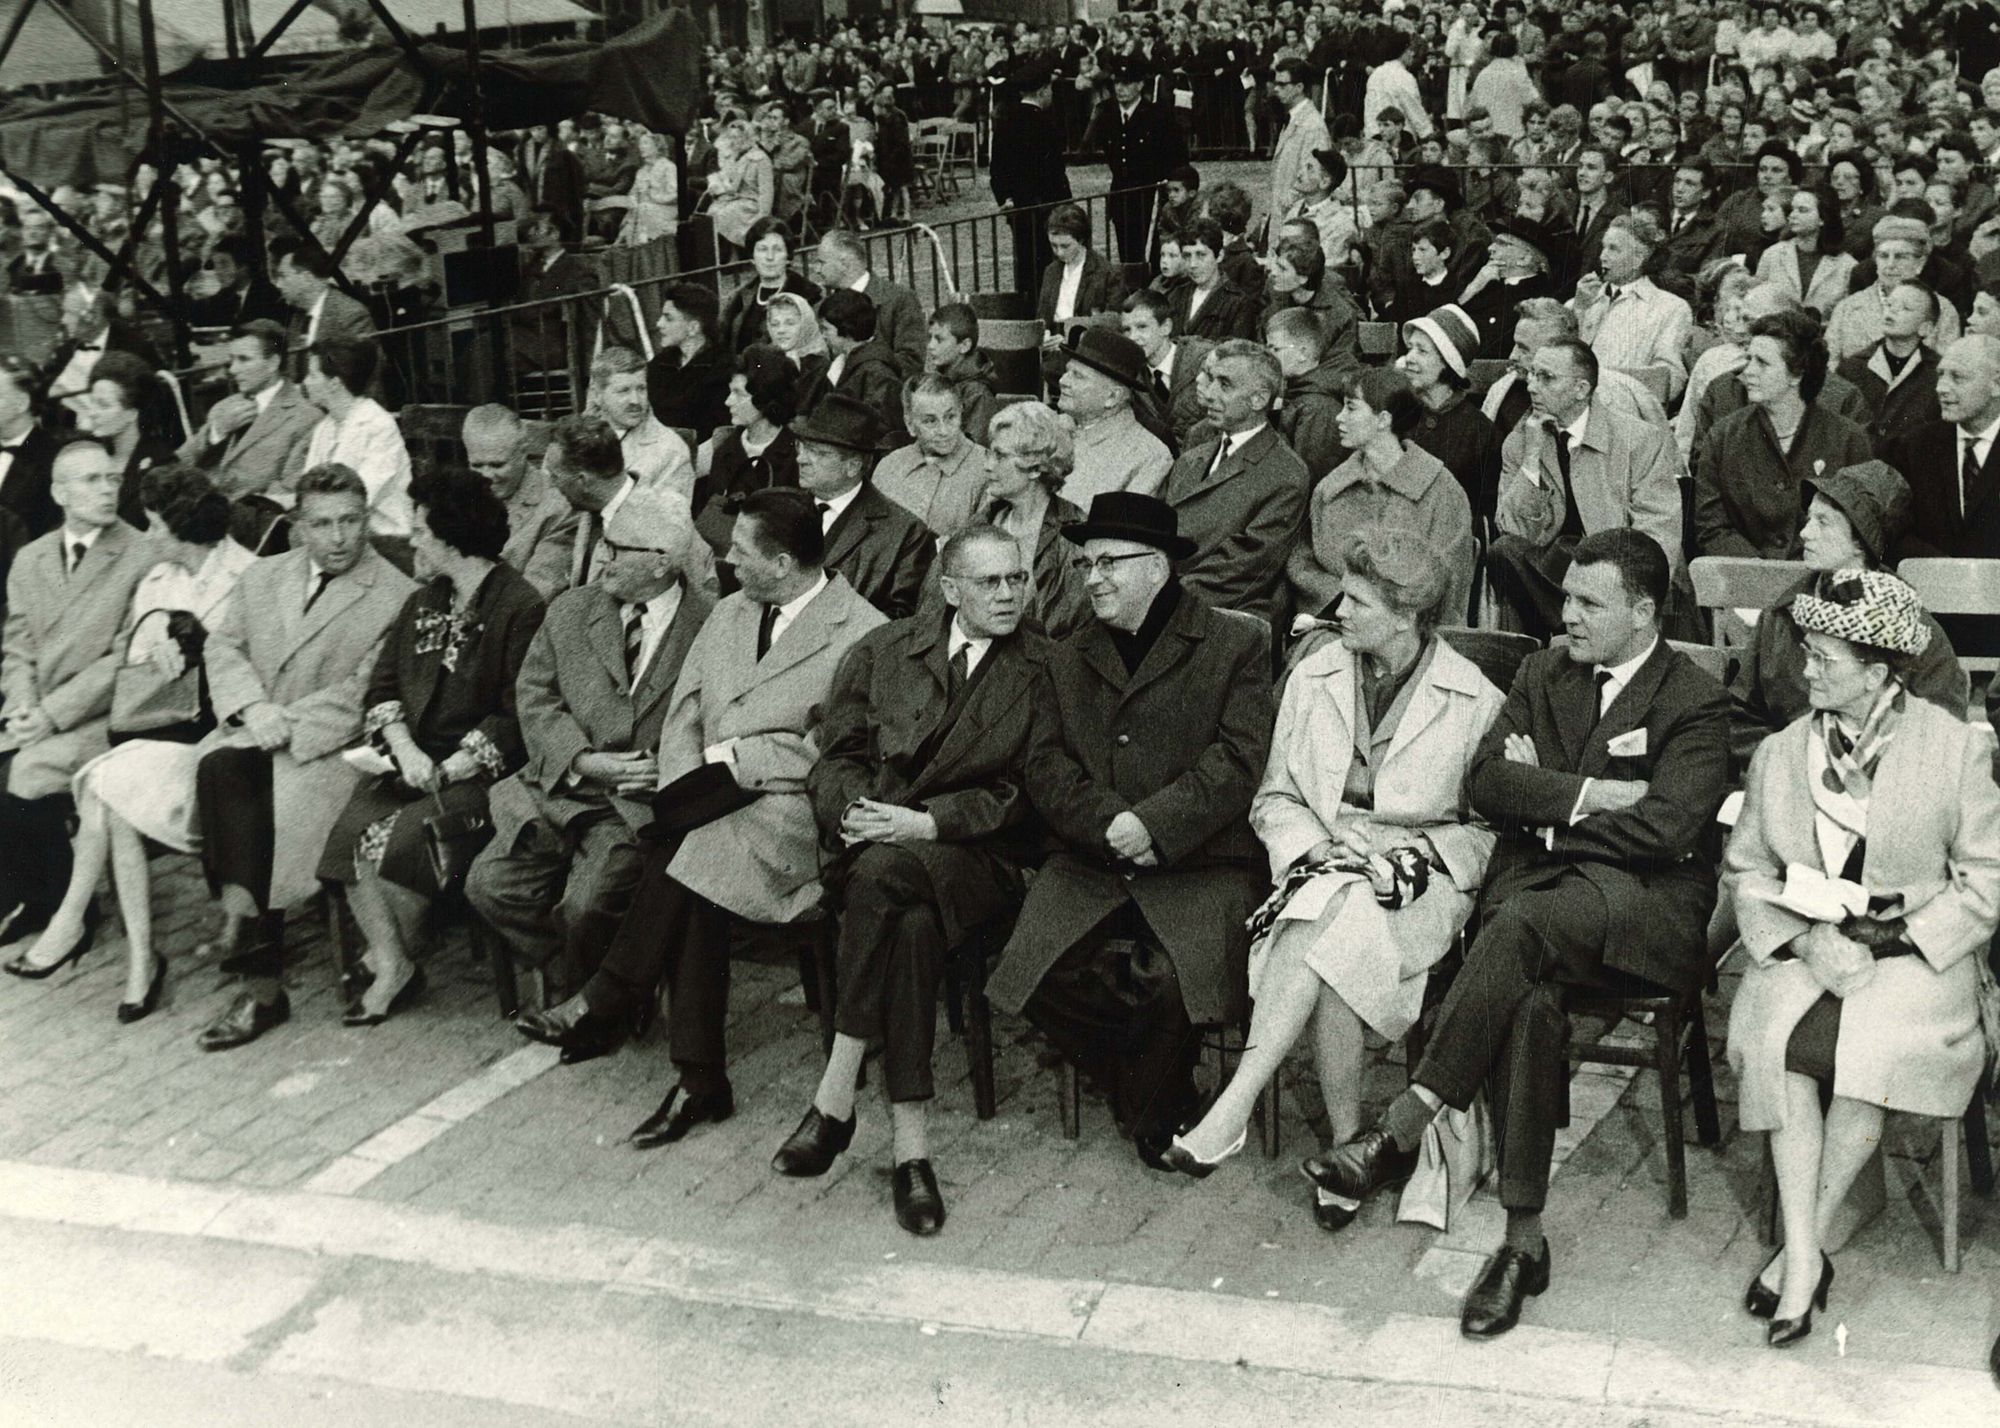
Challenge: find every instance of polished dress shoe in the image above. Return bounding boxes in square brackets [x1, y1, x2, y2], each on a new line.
[1134, 1129, 1175, 1172]
[1303, 1126, 1419, 1202]
[1766, 1306, 1816, 1348]
[1744, 1250, 1832, 1321]
[1312, 1187, 1359, 1233]
[893, 1158, 946, 1236]
[1161, 1127, 1247, 1180]
[516, 997, 624, 1064]
[342, 965, 426, 1027]
[117, 957, 167, 1024]
[629, 1083, 734, 1149]
[3, 904, 100, 980]
[198, 990, 290, 1051]
[1461, 1239, 1552, 1339]
[772, 1105, 856, 1177]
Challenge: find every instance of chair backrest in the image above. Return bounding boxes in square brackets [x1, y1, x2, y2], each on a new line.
[1437, 625, 1541, 693]
[1896, 557, 2000, 673]
[1617, 364, 1672, 404]
[1358, 321, 1398, 358]
[1467, 358, 1511, 394]
[979, 318, 1047, 398]
[1666, 638, 1732, 684]
[967, 290, 1035, 322]
[1688, 556, 1809, 614]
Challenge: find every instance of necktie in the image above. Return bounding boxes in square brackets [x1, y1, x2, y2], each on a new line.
[1575, 201, 1590, 236]
[1590, 668, 1615, 730]
[303, 571, 333, 613]
[67, 541, 86, 576]
[1553, 427, 1583, 539]
[755, 601, 779, 660]
[817, 501, 832, 525]
[947, 642, 971, 700]
[623, 602, 647, 682]
[1962, 435, 1983, 521]
[1603, 284, 1620, 306]
[1151, 370, 1171, 407]
[572, 511, 600, 587]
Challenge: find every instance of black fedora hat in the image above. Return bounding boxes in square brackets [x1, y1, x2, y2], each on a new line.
[1060, 491, 1196, 560]
[1311, 146, 1349, 190]
[1064, 326, 1152, 394]
[1405, 163, 1461, 208]
[639, 762, 762, 843]
[1487, 212, 1555, 267]
[790, 392, 886, 453]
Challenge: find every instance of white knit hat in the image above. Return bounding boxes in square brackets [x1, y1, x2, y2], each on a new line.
[1401, 304, 1480, 380]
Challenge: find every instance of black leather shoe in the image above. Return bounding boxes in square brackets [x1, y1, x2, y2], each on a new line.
[1134, 1129, 1175, 1172]
[516, 996, 625, 1064]
[1313, 1189, 1359, 1233]
[3, 904, 100, 980]
[893, 1158, 945, 1236]
[772, 1106, 856, 1177]
[629, 1083, 734, 1149]
[198, 990, 290, 1051]
[1766, 1307, 1815, 1349]
[1744, 1250, 1832, 1321]
[1302, 1126, 1419, 1202]
[342, 965, 426, 1027]
[117, 957, 166, 1024]
[1461, 1239, 1551, 1340]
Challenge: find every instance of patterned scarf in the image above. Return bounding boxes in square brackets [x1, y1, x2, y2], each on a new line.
[1808, 680, 1903, 875]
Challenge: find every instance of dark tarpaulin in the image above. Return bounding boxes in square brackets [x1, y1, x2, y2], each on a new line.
[0, 7, 702, 191]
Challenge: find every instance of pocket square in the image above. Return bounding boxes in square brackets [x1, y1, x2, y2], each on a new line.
[1606, 728, 1648, 757]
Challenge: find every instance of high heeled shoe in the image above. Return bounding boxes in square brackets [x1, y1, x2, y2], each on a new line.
[117, 956, 166, 1024]
[1744, 1250, 1832, 1320]
[342, 964, 426, 1027]
[1767, 1306, 1816, 1348]
[1160, 1126, 1248, 1179]
[3, 904, 100, 980]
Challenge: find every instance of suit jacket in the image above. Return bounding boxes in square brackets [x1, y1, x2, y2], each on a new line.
[5, 248, 63, 297]
[492, 579, 714, 844]
[1154, 337, 1215, 449]
[987, 589, 1275, 1025]
[808, 615, 1050, 945]
[856, 275, 927, 378]
[1497, 399, 1683, 572]
[1163, 424, 1310, 627]
[1836, 344, 1941, 455]
[659, 575, 888, 924]
[1561, 196, 1626, 295]
[178, 381, 320, 503]
[1083, 96, 1185, 190]
[499, 466, 585, 600]
[0, 520, 157, 798]
[200, 545, 415, 907]
[990, 97, 1075, 210]
[823, 483, 936, 620]
[284, 289, 376, 381]
[1470, 641, 1730, 994]
[800, 340, 907, 443]
[1171, 278, 1258, 342]
[1886, 420, 2000, 560]
[1659, 207, 1726, 276]
[1037, 249, 1127, 330]
[0, 425, 62, 538]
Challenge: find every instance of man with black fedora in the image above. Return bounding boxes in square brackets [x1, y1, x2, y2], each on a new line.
[1456, 214, 1558, 360]
[1057, 326, 1175, 507]
[1084, 55, 1187, 266]
[990, 54, 1074, 297]
[986, 492, 1273, 1166]
[793, 393, 935, 621]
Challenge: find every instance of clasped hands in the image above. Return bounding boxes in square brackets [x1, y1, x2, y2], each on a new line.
[1502, 732, 1648, 815]
[573, 750, 659, 796]
[841, 797, 938, 847]
[1304, 821, 1431, 897]
[1105, 809, 1159, 867]
[1795, 920, 1877, 999]
[388, 729, 480, 793]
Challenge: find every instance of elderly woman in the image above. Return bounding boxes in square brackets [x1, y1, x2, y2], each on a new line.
[1287, 368, 1476, 631]
[969, 401, 1088, 639]
[1730, 461, 1965, 773]
[1163, 526, 1503, 1214]
[1, 467, 254, 1017]
[721, 217, 823, 354]
[703, 112, 775, 262]
[694, 344, 802, 560]
[82, 350, 179, 529]
[317, 468, 544, 1026]
[1727, 571, 2000, 1348]
[300, 335, 413, 544]
[1754, 187, 1855, 319]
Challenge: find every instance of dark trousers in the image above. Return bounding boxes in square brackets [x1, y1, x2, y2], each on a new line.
[1024, 905, 1199, 1140]
[1414, 876, 1664, 1212]
[0, 790, 73, 920]
[1485, 532, 1575, 641]
[195, 746, 287, 992]
[1106, 184, 1157, 266]
[465, 807, 644, 999]
[585, 842, 735, 1094]
[1009, 209, 1052, 301]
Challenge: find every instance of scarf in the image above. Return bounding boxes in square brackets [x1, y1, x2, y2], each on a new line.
[1807, 679, 1903, 877]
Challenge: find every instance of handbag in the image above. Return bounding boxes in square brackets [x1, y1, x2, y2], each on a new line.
[422, 789, 492, 892]
[108, 609, 214, 746]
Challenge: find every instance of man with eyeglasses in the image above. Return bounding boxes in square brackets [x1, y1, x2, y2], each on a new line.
[986, 492, 1273, 1168]
[772, 524, 1049, 1236]
[470, 485, 714, 1009]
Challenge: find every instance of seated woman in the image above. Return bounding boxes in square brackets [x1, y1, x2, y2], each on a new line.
[1726, 570, 2000, 1348]
[762, 291, 830, 388]
[967, 400, 1088, 638]
[1162, 525, 1504, 1222]
[693, 344, 801, 562]
[299, 335, 413, 547]
[1729, 460, 1965, 776]
[82, 350, 179, 529]
[316, 467, 545, 1025]
[1037, 202, 1125, 339]
[720, 217, 822, 354]
[2, 466, 255, 1016]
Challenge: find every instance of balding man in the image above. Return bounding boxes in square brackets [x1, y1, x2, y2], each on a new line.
[811, 230, 926, 377]
[1055, 328, 1173, 508]
[1886, 334, 2000, 558]
[872, 377, 988, 538]
[1161, 340, 1309, 629]
[468, 485, 715, 1001]
[1484, 297, 1669, 440]
[467, 404, 581, 599]
[1568, 213, 1693, 402]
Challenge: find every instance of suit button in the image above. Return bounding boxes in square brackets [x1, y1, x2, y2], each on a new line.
[1116, 733, 1130, 746]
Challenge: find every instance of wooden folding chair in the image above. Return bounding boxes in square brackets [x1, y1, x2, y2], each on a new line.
[1688, 556, 1811, 645]
[1896, 558, 2000, 678]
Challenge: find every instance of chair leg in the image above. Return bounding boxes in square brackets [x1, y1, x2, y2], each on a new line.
[1686, 997, 1721, 1147]
[468, 917, 517, 1020]
[324, 887, 357, 997]
[1259, 1076, 1281, 1159]
[1654, 1008, 1690, 1219]
[1966, 1090, 1995, 1198]
[1060, 1061, 1081, 1140]
[810, 919, 838, 1057]
[1942, 1118, 1962, 1273]
[966, 988, 998, 1121]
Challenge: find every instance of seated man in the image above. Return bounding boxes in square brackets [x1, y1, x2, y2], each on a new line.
[517, 490, 886, 1141]
[800, 290, 907, 444]
[793, 394, 935, 620]
[1835, 280, 1942, 453]
[470, 487, 714, 1007]
[466, 403, 581, 599]
[773, 524, 1049, 1235]
[0, 438, 154, 942]
[1309, 529, 1727, 1340]
[1162, 340, 1309, 629]
[1489, 338, 1681, 639]
[872, 376, 989, 538]
[1886, 334, 2000, 558]
[986, 493, 1273, 1165]
[1482, 297, 1668, 440]
[589, 346, 694, 505]
[543, 414, 638, 591]
[178, 319, 319, 544]
[189, 464, 416, 1049]
[1055, 328, 1173, 508]
[1568, 213, 1694, 403]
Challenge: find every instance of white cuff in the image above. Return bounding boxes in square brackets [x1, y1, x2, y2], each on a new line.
[703, 740, 737, 768]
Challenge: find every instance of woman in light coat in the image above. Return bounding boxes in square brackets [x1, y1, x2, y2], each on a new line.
[1753, 188, 1856, 320]
[704, 113, 775, 261]
[1162, 525, 1503, 1231]
[1727, 571, 2000, 1349]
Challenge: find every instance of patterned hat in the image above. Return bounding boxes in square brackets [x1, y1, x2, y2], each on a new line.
[1790, 569, 1931, 658]
[1401, 304, 1480, 380]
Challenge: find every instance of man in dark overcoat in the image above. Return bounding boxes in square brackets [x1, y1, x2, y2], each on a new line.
[1083, 57, 1188, 266]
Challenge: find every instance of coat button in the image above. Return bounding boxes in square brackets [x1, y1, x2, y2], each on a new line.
[1116, 733, 1131, 746]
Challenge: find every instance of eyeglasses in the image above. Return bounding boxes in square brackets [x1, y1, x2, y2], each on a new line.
[1068, 552, 1161, 578]
[950, 571, 1031, 593]
[1800, 646, 1864, 674]
[600, 538, 674, 558]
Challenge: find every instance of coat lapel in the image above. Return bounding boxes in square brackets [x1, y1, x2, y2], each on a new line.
[1119, 593, 1203, 707]
[1383, 643, 1473, 769]
[752, 576, 846, 688]
[1578, 641, 1671, 778]
[586, 592, 630, 689]
[821, 490, 876, 572]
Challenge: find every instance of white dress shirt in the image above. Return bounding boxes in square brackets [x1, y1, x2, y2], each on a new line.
[1552, 636, 1661, 839]
[623, 582, 684, 686]
[1957, 412, 2000, 516]
[1053, 256, 1087, 323]
[816, 482, 862, 532]
[1208, 422, 1268, 475]
[947, 616, 992, 681]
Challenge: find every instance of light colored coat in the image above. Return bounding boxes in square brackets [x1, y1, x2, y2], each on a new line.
[619, 415, 696, 505]
[1288, 444, 1476, 622]
[1753, 240, 1857, 318]
[201, 546, 415, 907]
[1726, 699, 2000, 1131]
[1, 521, 156, 798]
[1269, 97, 1333, 226]
[176, 380, 320, 503]
[657, 575, 887, 923]
[1495, 398, 1684, 575]
[1251, 637, 1502, 1036]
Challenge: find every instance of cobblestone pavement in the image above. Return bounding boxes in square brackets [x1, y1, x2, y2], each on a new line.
[1, 847, 1994, 1398]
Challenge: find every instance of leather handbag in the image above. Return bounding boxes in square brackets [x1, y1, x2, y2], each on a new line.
[422, 789, 492, 892]
[108, 609, 214, 746]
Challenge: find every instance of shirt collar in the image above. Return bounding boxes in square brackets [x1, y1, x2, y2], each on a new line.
[64, 523, 105, 552]
[1958, 412, 2000, 450]
[1596, 636, 1659, 694]
[1559, 405, 1591, 446]
[848, 271, 871, 294]
[819, 482, 864, 525]
[1220, 422, 1267, 458]
[948, 614, 990, 659]
[773, 571, 830, 626]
